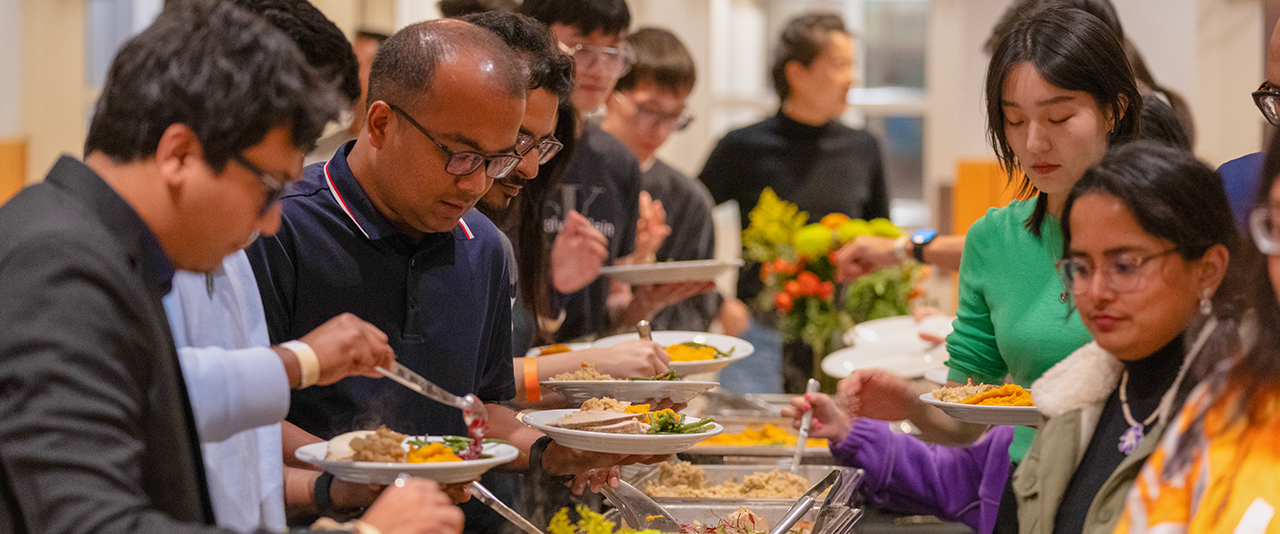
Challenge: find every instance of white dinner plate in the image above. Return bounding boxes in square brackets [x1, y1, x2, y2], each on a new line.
[522, 342, 593, 358]
[294, 437, 520, 484]
[591, 331, 754, 377]
[821, 315, 954, 379]
[918, 393, 1044, 426]
[520, 409, 723, 455]
[599, 259, 744, 285]
[539, 379, 719, 405]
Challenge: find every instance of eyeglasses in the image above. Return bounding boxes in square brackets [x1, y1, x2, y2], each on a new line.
[613, 93, 694, 131]
[1251, 206, 1280, 255]
[387, 103, 522, 179]
[515, 132, 564, 165]
[1252, 82, 1280, 127]
[229, 153, 293, 216]
[560, 42, 634, 78]
[1056, 248, 1179, 296]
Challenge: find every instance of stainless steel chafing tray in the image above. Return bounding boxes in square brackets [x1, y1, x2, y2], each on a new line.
[631, 465, 861, 505]
[602, 501, 834, 531]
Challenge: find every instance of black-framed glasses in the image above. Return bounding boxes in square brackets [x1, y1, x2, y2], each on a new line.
[515, 133, 564, 165]
[1251, 206, 1280, 255]
[1252, 82, 1280, 127]
[560, 42, 634, 78]
[387, 103, 522, 179]
[613, 92, 694, 131]
[229, 153, 293, 216]
[1056, 248, 1179, 296]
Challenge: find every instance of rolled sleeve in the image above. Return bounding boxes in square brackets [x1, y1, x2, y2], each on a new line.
[178, 346, 289, 443]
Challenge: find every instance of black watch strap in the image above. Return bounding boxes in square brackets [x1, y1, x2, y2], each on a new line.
[529, 435, 572, 484]
[314, 471, 338, 519]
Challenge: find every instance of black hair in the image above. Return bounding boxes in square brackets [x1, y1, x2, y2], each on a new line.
[84, 0, 342, 170]
[518, 0, 631, 38]
[615, 27, 697, 95]
[1136, 97, 1191, 151]
[985, 5, 1141, 237]
[461, 11, 575, 106]
[1062, 140, 1244, 428]
[438, 0, 519, 18]
[366, 19, 526, 113]
[770, 12, 849, 103]
[985, 0, 1124, 54]
[227, 0, 361, 105]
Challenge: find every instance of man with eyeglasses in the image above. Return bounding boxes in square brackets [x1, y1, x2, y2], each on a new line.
[245, 19, 650, 532]
[1218, 19, 1280, 230]
[0, 3, 461, 533]
[600, 28, 727, 334]
[520, 0, 712, 344]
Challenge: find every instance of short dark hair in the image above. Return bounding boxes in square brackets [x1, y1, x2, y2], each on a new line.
[366, 19, 526, 112]
[227, 0, 361, 104]
[770, 12, 849, 103]
[462, 11, 575, 106]
[1135, 97, 1191, 151]
[985, 5, 1141, 237]
[985, 0, 1124, 54]
[519, 0, 631, 38]
[615, 27, 696, 95]
[84, 0, 342, 171]
[438, 0, 519, 18]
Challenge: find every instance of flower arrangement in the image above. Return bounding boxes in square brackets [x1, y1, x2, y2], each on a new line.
[742, 188, 923, 358]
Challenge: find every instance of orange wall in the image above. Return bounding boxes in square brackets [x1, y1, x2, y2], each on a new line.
[952, 159, 1018, 235]
[0, 138, 24, 205]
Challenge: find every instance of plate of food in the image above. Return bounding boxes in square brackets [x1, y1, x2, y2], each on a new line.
[522, 342, 593, 358]
[821, 315, 953, 379]
[599, 259, 744, 285]
[919, 381, 1043, 426]
[541, 364, 718, 404]
[591, 331, 753, 377]
[294, 426, 520, 484]
[520, 398, 723, 455]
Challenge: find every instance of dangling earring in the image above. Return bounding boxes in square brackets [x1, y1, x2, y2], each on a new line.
[1200, 288, 1213, 316]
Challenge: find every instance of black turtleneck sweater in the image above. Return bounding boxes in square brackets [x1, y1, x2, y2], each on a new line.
[1051, 335, 1186, 534]
[697, 112, 890, 302]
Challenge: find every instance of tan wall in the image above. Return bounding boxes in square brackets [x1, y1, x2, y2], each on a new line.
[20, 0, 86, 185]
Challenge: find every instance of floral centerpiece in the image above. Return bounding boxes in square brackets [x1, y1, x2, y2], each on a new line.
[742, 188, 923, 366]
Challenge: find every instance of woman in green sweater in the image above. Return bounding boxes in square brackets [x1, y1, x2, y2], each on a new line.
[829, 6, 1140, 463]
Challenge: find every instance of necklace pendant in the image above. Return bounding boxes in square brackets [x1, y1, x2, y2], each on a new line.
[1059, 292, 1068, 304]
[1118, 424, 1143, 455]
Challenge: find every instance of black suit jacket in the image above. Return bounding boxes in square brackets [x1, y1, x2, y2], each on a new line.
[0, 157, 224, 534]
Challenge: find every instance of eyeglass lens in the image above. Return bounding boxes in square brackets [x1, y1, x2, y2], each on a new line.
[1251, 207, 1280, 255]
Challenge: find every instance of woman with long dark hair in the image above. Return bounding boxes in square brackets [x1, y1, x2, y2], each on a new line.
[1115, 117, 1280, 534]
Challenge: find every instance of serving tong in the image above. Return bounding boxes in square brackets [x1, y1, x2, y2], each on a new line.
[600, 479, 681, 532]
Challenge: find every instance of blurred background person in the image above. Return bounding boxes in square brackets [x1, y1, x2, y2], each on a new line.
[699, 12, 889, 393]
[601, 27, 722, 333]
[308, 29, 388, 166]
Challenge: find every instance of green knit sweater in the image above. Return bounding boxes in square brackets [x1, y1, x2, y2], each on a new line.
[944, 199, 1093, 462]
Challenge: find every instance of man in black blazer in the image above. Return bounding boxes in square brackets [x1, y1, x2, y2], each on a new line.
[0, 2, 461, 533]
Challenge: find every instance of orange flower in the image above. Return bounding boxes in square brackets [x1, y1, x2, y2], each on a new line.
[818, 282, 834, 300]
[774, 292, 793, 312]
[819, 213, 851, 230]
[784, 280, 802, 297]
[797, 271, 821, 296]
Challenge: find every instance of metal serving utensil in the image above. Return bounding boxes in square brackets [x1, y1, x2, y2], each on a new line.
[637, 320, 653, 340]
[769, 469, 840, 534]
[600, 479, 681, 532]
[376, 363, 488, 421]
[467, 481, 547, 534]
[790, 378, 821, 474]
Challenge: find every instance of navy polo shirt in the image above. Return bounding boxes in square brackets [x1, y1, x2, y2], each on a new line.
[246, 141, 515, 439]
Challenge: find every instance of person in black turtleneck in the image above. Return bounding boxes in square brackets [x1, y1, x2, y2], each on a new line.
[699, 12, 889, 394]
[998, 142, 1242, 534]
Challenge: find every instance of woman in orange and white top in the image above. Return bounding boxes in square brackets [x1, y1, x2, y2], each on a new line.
[1115, 127, 1280, 534]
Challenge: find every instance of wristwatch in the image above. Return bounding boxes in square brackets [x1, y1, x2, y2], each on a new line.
[910, 229, 938, 263]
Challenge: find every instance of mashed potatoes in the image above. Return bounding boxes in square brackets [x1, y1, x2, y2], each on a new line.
[550, 362, 615, 381]
[644, 461, 811, 499]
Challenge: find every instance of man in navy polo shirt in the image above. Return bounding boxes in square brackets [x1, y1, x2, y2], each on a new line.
[246, 18, 652, 524]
